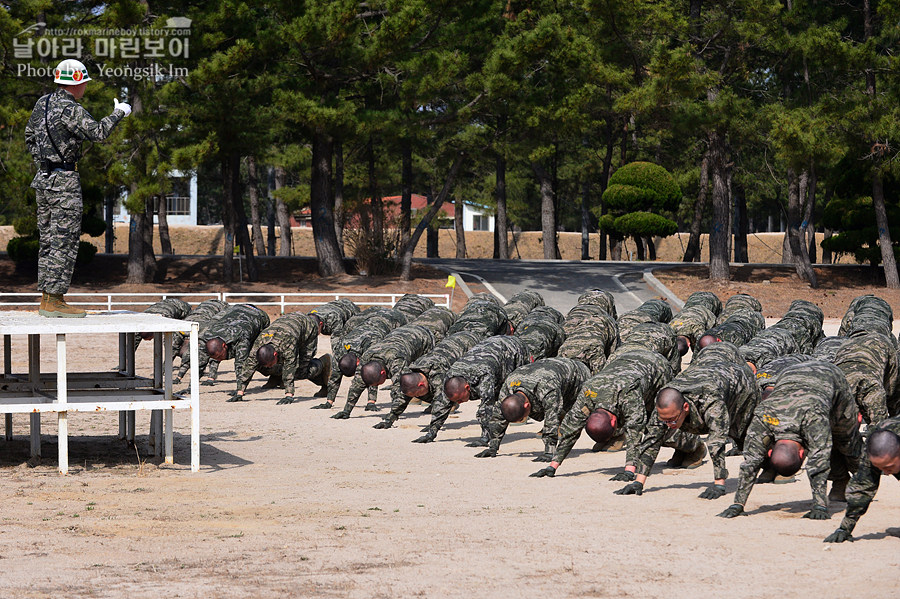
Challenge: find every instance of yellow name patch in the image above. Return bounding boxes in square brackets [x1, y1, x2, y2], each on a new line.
[762, 414, 779, 426]
[583, 389, 597, 398]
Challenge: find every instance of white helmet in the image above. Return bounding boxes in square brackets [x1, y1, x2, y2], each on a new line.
[53, 59, 92, 85]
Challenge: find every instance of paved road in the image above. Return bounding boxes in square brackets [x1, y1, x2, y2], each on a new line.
[419, 259, 682, 314]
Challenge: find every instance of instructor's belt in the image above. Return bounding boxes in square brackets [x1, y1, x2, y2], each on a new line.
[40, 161, 77, 173]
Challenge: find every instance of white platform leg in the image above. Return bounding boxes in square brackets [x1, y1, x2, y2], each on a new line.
[28, 334, 40, 458]
[57, 333, 68, 475]
[164, 332, 174, 464]
[190, 324, 200, 471]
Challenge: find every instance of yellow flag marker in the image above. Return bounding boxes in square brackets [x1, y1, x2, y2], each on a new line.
[445, 275, 457, 289]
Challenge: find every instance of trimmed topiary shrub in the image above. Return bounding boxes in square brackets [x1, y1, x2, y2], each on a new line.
[605, 161, 682, 212]
[614, 211, 678, 238]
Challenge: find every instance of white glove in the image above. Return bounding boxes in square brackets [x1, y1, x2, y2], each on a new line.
[114, 98, 132, 116]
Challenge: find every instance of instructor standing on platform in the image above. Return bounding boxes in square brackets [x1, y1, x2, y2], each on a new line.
[24, 59, 130, 318]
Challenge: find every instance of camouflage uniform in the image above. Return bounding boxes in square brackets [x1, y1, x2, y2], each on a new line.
[617, 310, 655, 343]
[485, 357, 591, 457]
[636, 299, 673, 324]
[830, 415, 900, 538]
[753, 354, 814, 391]
[393, 294, 435, 321]
[786, 299, 825, 351]
[833, 332, 900, 424]
[134, 298, 191, 351]
[552, 347, 701, 471]
[635, 359, 759, 481]
[175, 302, 230, 381]
[559, 305, 619, 373]
[577, 290, 617, 320]
[25, 88, 125, 294]
[838, 294, 894, 339]
[325, 307, 408, 405]
[338, 324, 436, 414]
[669, 305, 717, 350]
[470, 291, 501, 305]
[423, 335, 531, 440]
[703, 308, 766, 347]
[502, 290, 545, 330]
[173, 299, 228, 357]
[514, 308, 566, 360]
[812, 336, 844, 363]
[409, 306, 457, 342]
[615, 321, 681, 374]
[738, 327, 799, 370]
[382, 330, 483, 424]
[177, 304, 270, 387]
[691, 340, 743, 367]
[733, 360, 862, 510]
[446, 299, 509, 337]
[717, 293, 763, 325]
[238, 312, 320, 395]
[682, 291, 722, 318]
[309, 298, 359, 336]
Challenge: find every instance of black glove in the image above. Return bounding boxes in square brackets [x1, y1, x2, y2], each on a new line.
[331, 410, 351, 419]
[532, 452, 553, 463]
[412, 431, 436, 443]
[173, 376, 182, 385]
[803, 505, 830, 520]
[474, 448, 497, 458]
[614, 481, 644, 495]
[373, 419, 394, 429]
[824, 528, 853, 543]
[610, 470, 636, 482]
[699, 484, 727, 500]
[465, 438, 489, 448]
[225, 392, 244, 403]
[200, 379, 215, 386]
[276, 396, 294, 405]
[364, 403, 380, 412]
[530, 466, 556, 478]
[311, 402, 333, 409]
[717, 504, 746, 518]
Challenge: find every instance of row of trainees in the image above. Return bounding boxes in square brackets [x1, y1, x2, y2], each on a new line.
[135, 290, 900, 542]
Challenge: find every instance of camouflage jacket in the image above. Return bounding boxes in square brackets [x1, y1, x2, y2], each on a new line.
[576, 290, 618, 319]
[812, 336, 845, 363]
[385, 330, 484, 421]
[393, 294, 434, 321]
[486, 357, 591, 454]
[683, 291, 722, 318]
[735, 360, 861, 508]
[410, 307, 457, 342]
[691, 340, 744, 367]
[341, 324, 436, 411]
[636, 359, 759, 480]
[786, 299, 825, 349]
[669, 305, 717, 349]
[704, 308, 766, 347]
[239, 312, 319, 394]
[614, 321, 680, 374]
[514, 318, 565, 360]
[173, 299, 228, 355]
[738, 327, 799, 370]
[447, 299, 509, 337]
[25, 88, 124, 190]
[425, 335, 531, 437]
[558, 322, 619, 374]
[839, 295, 894, 338]
[135, 298, 191, 350]
[309, 298, 359, 336]
[195, 304, 270, 385]
[564, 304, 617, 336]
[502, 290, 545, 329]
[836, 415, 900, 534]
[754, 354, 814, 391]
[553, 348, 675, 468]
[718, 294, 763, 324]
[636, 299, 673, 323]
[833, 332, 900, 424]
[769, 314, 821, 355]
[617, 310, 655, 343]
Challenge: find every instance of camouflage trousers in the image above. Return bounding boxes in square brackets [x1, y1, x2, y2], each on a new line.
[35, 187, 82, 295]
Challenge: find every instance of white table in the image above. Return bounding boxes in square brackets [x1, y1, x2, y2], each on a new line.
[0, 311, 200, 473]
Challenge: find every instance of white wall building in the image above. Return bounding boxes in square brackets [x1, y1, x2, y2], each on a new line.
[113, 170, 198, 226]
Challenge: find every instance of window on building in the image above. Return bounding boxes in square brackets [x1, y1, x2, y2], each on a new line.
[166, 177, 191, 215]
[472, 214, 491, 231]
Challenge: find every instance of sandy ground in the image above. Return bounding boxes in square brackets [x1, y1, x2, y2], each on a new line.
[1, 317, 899, 598]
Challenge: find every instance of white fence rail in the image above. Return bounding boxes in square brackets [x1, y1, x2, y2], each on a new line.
[0, 292, 450, 313]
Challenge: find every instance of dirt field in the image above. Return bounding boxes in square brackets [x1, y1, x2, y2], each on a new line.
[2, 314, 899, 598]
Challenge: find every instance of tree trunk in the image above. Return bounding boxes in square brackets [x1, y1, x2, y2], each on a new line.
[157, 194, 173, 255]
[310, 131, 346, 277]
[785, 167, 818, 287]
[683, 150, 710, 262]
[221, 158, 235, 284]
[400, 139, 412, 254]
[400, 153, 466, 280]
[598, 121, 616, 260]
[633, 235, 645, 260]
[610, 237, 623, 261]
[229, 153, 257, 282]
[822, 227, 833, 264]
[334, 139, 345, 257]
[426, 192, 438, 258]
[873, 172, 900, 288]
[581, 179, 591, 260]
[531, 161, 557, 260]
[367, 138, 384, 252]
[707, 129, 730, 281]
[274, 166, 292, 256]
[454, 196, 467, 258]
[495, 154, 509, 260]
[104, 190, 115, 253]
[803, 164, 817, 264]
[647, 237, 657, 261]
[266, 167, 276, 256]
[733, 180, 749, 262]
[247, 156, 266, 256]
[126, 207, 145, 284]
